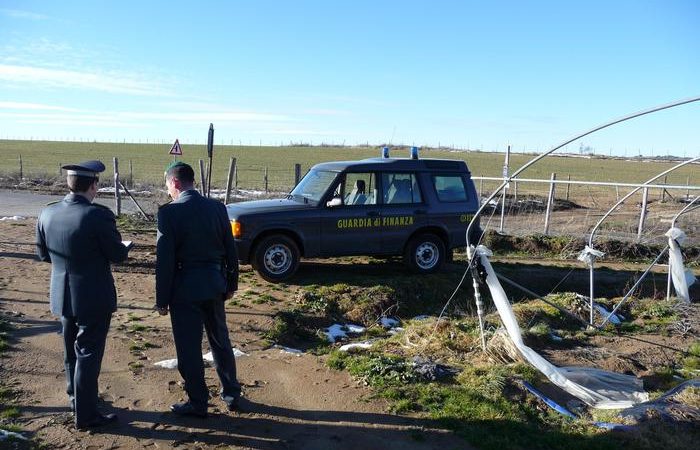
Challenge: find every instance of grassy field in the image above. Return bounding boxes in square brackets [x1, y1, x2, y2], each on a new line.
[1, 140, 698, 192]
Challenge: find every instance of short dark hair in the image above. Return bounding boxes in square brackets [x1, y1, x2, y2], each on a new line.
[67, 175, 97, 193]
[165, 162, 195, 184]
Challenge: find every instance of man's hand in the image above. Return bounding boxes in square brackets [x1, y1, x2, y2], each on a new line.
[224, 290, 235, 300]
[155, 305, 169, 316]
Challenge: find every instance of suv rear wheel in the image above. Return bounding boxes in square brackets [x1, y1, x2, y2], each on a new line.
[404, 233, 445, 274]
[252, 235, 300, 282]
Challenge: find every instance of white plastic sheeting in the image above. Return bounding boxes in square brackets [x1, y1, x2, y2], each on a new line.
[474, 245, 648, 409]
[577, 245, 605, 267]
[666, 227, 696, 302]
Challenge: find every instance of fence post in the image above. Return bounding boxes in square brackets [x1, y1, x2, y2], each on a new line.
[264, 167, 269, 193]
[59, 163, 63, 176]
[543, 172, 556, 235]
[198, 159, 206, 195]
[513, 180, 518, 204]
[498, 185, 507, 233]
[129, 159, 134, 188]
[294, 163, 301, 187]
[18, 154, 23, 180]
[565, 174, 571, 201]
[660, 175, 667, 202]
[224, 157, 236, 204]
[479, 177, 483, 199]
[234, 163, 238, 189]
[615, 185, 620, 201]
[686, 176, 691, 201]
[113, 157, 121, 216]
[637, 187, 649, 240]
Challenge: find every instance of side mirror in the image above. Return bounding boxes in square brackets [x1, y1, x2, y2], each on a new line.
[326, 197, 342, 208]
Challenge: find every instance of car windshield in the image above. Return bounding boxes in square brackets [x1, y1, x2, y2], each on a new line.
[289, 169, 338, 204]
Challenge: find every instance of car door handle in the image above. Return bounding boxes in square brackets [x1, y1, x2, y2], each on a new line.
[414, 209, 427, 215]
[367, 211, 380, 217]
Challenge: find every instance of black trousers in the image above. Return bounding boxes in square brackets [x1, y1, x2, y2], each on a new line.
[61, 314, 111, 425]
[170, 298, 240, 411]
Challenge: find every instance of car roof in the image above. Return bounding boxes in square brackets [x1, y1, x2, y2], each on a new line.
[311, 157, 471, 174]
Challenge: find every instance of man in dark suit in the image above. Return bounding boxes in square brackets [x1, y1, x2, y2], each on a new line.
[36, 160, 130, 430]
[155, 161, 240, 417]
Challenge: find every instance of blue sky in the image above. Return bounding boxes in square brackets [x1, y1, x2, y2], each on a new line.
[1, 0, 698, 156]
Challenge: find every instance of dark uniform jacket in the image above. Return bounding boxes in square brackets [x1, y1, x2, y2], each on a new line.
[156, 190, 238, 308]
[36, 194, 129, 318]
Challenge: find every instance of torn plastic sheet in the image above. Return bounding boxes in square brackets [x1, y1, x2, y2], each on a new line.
[577, 245, 605, 267]
[154, 347, 247, 369]
[666, 227, 695, 302]
[326, 323, 366, 343]
[619, 379, 700, 424]
[475, 245, 648, 409]
[273, 344, 304, 355]
[0, 429, 28, 441]
[339, 341, 373, 352]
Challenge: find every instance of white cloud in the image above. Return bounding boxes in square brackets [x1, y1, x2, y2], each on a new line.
[0, 101, 79, 112]
[0, 64, 169, 96]
[0, 9, 50, 21]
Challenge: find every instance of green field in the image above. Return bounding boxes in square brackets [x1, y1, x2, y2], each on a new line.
[0, 139, 697, 192]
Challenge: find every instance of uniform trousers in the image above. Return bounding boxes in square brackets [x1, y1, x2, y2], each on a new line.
[170, 297, 240, 411]
[60, 314, 111, 425]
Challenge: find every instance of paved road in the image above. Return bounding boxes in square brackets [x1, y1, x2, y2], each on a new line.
[0, 189, 151, 217]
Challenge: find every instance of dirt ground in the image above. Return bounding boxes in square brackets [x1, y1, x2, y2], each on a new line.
[2, 214, 699, 449]
[0, 220, 472, 450]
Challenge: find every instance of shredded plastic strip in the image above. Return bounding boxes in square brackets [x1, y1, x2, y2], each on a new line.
[475, 245, 648, 409]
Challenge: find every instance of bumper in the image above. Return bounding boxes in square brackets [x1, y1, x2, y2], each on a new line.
[234, 238, 252, 264]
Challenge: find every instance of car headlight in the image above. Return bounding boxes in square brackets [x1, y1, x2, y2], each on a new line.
[230, 220, 242, 238]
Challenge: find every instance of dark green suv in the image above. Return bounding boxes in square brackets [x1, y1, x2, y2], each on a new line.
[226, 148, 480, 282]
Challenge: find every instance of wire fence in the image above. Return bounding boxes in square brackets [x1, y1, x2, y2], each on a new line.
[1, 158, 699, 246]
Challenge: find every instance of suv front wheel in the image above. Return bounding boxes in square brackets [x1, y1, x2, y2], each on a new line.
[404, 233, 445, 274]
[252, 235, 300, 282]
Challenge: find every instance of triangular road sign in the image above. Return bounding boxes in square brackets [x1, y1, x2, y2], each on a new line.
[169, 139, 183, 155]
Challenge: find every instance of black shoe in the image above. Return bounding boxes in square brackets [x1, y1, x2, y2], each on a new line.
[69, 398, 75, 412]
[75, 413, 118, 430]
[220, 395, 239, 411]
[170, 402, 207, 418]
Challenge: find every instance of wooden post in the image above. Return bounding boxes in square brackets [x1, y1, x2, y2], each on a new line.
[264, 167, 269, 193]
[513, 180, 518, 204]
[113, 157, 121, 216]
[129, 159, 134, 188]
[543, 172, 556, 235]
[686, 176, 691, 201]
[615, 184, 620, 201]
[234, 163, 238, 189]
[294, 163, 301, 187]
[59, 163, 63, 176]
[198, 159, 206, 195]
[661, 175, 667, 202]
[479, 177, 483, 199]
[224, 157, 236, 204]
[18, 154, 23, 180]
[565, 174, 571, 201]
[637, 187, 649, 240]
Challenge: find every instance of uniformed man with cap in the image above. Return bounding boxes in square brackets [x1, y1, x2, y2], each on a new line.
[36, 160, 130, 430]
[155, 161, 241, 417]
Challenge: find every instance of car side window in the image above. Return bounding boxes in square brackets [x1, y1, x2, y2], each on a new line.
[382, 173, 422, 204]
[433, 175, 468, 202]
[341, 173, 377, 206]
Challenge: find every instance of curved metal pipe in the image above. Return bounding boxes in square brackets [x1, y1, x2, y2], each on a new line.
[672, 195, 700, 228]
[587, 156, 700, 247]
[466, 96, 700, 249]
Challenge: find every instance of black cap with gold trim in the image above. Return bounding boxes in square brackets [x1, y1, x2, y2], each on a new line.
[62, 160, 105, 178]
